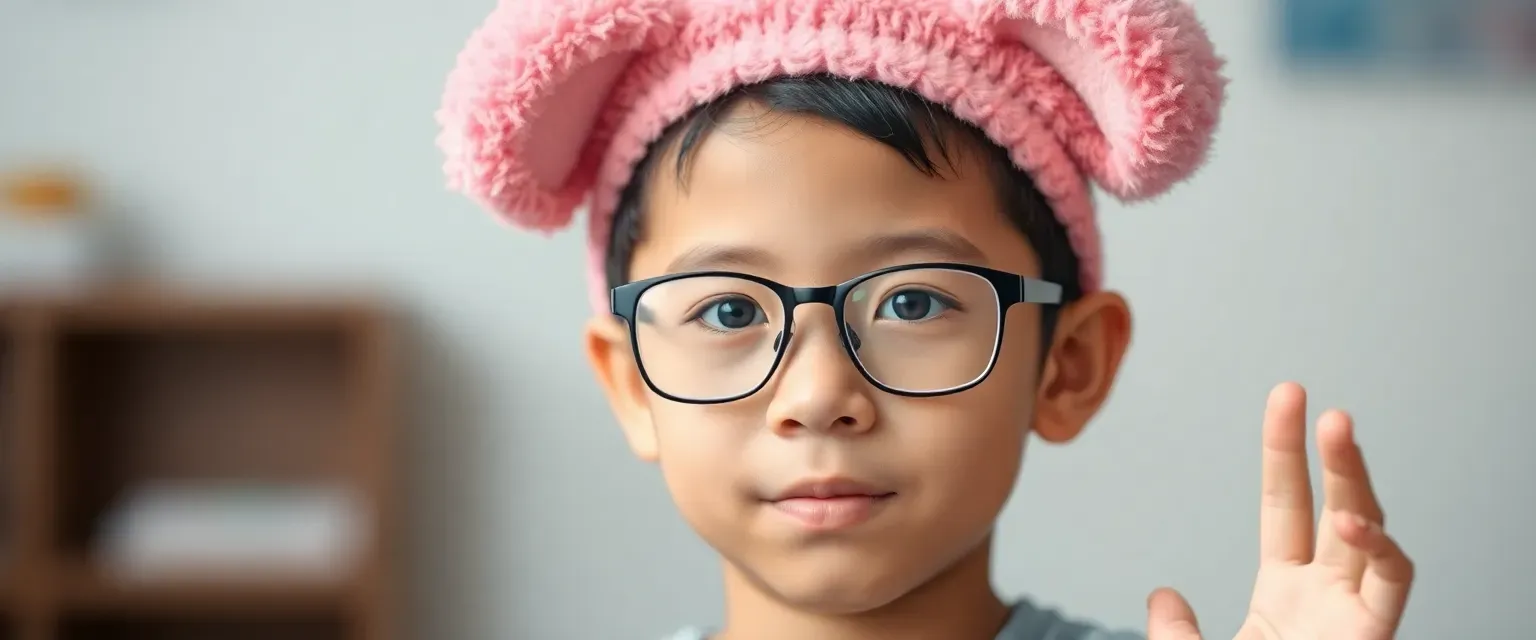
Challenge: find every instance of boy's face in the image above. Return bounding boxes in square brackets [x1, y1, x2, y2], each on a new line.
[585, 102, 1131, 613]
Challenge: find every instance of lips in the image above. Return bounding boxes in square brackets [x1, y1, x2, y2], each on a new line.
[767, 478, 895, 531]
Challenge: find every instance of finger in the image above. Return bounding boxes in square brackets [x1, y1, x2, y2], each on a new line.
[1313, 410, 1383, 582]
[1259, 382, 1315, 565]
[1147, 587, 1202, 640]
[1336, 513, 1415, 627]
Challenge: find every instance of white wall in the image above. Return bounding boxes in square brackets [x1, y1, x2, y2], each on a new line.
[2, 0, 1532, 637]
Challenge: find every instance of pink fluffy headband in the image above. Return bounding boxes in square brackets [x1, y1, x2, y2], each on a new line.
[436, 0, 1227, 314]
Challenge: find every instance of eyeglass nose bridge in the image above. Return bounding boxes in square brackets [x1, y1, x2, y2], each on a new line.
[773, 283, 858, 356]
[787, 284, 842, 307]
[780, 283, 854, 333]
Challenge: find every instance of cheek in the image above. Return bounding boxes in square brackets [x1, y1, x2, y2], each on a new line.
[649, 403, 756, 528]
[890, 344, 1039, 530]
[898, 391, 1030, 518]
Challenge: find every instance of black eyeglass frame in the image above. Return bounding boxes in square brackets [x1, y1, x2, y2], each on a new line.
[610, 262, 1063, 405]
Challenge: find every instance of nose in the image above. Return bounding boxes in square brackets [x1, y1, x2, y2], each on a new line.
[764, 306, 877, 437]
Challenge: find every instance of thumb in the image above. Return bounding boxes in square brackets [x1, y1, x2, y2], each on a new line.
[1147, 587, 1202, 640]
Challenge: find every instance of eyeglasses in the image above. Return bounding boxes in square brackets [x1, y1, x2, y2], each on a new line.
[610, 263, 1063, 404]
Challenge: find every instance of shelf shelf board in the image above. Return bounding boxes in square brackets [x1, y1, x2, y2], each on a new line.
[54, 560, 354, 615]
[3, 288, 382, 334]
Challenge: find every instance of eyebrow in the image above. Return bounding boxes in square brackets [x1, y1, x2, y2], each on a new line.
[664, 228, 987, 274]
[861, 229, 986, 264]
[665, 244, 775, 274]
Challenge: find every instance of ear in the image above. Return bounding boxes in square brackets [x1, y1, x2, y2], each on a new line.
[583, 314, 660, 462]
[954, 0, 1227, 200]
[1033, 291, 1134, 444]
[436, 0, 680, 230]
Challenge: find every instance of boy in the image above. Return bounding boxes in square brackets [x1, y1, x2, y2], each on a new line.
[436, 1, 1414, 638]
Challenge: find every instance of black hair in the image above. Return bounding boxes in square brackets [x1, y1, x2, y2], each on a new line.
[604, 74, 1081, 343]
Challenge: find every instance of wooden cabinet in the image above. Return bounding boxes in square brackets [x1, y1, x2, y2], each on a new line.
[0, 292, 400, 640]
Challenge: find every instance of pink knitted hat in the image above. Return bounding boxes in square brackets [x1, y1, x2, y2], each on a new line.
[436, 0, 1227, 314]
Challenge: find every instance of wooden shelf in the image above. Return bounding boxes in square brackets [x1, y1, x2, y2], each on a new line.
[0, 309, 15, 604]
[53, 315, 356, 554]
[53, 560, 353, 615]
[59, 610, 348, 640]
[0, 292, 401, 640]
[0, 304, 19, 634]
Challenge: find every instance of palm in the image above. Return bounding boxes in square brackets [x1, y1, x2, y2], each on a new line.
[1238, 563, 1391, 639]
[1146, 383, 1415, 640]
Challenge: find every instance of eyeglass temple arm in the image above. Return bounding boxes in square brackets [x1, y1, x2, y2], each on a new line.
[1018, 278, 1064, 306]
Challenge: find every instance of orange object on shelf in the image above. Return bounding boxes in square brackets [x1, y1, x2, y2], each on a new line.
[1, 168, 85, 219]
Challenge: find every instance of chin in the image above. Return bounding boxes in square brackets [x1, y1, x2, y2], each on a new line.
[743, 554, 927, 614]
[767, 580, 912, 615]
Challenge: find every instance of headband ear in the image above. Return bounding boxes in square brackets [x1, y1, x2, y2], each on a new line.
[957, 0, 1227, 201]
[435, 0, 680, 231]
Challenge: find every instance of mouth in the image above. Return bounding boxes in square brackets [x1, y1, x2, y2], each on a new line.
[765, 478, 897, 531]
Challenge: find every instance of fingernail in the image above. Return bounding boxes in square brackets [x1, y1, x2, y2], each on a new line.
[1351, 513, 1373, 531]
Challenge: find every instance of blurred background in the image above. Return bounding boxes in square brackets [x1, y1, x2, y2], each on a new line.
[0, 0, 1532, 639]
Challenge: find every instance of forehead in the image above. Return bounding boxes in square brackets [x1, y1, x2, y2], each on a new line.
[629, 102, 1040, 285]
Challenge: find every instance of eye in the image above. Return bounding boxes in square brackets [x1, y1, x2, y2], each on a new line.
[876, 289, 953, 322]
[694, 296, 767, 331]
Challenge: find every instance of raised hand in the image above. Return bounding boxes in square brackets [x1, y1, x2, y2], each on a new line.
[1147, 383, 1415, 639]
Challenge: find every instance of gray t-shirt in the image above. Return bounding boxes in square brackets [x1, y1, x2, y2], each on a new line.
[663, 598, 1143, 640]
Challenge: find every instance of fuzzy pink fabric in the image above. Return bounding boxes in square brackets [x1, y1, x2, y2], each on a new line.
[437, 0, 1227, 315]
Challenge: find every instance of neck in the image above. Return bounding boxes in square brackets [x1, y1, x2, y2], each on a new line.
[714, 536, 1009, 640]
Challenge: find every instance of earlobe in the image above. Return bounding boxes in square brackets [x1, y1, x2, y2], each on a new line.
[1032, 291, 1133, 443]
[583, 315, 660, 461]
